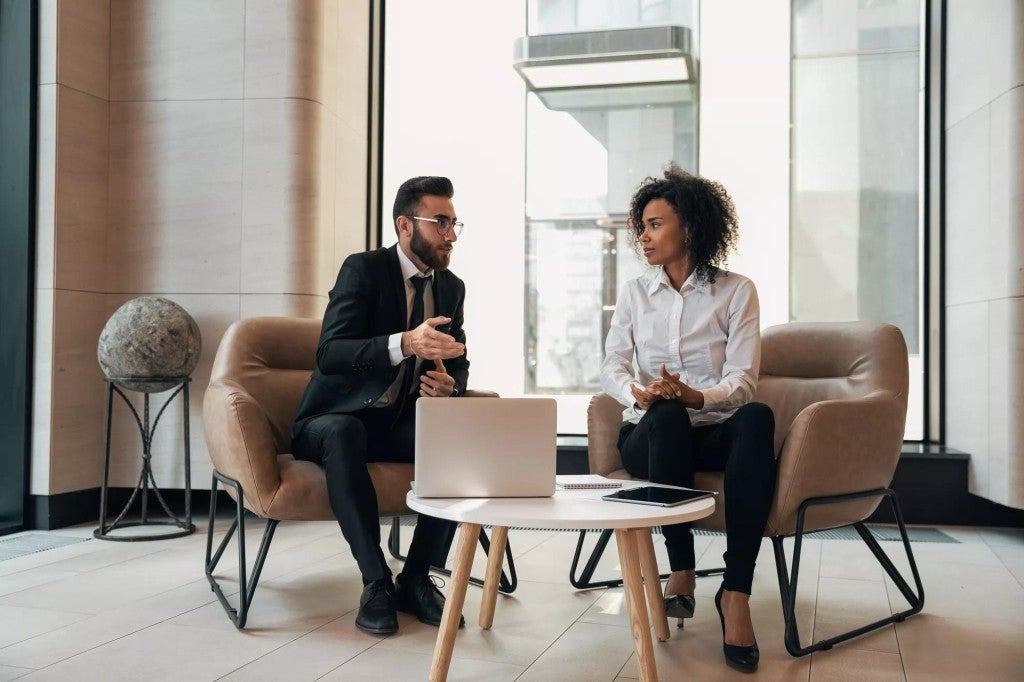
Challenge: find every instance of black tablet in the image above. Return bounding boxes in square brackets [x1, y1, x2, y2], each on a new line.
[602, 485, 716, 507]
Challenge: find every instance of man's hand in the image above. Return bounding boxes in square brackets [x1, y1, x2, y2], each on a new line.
[648, 363, 704, 409]
[630, 382, 658, 411]
[401, 316, 465, 360]
[420, 358, 456, 397]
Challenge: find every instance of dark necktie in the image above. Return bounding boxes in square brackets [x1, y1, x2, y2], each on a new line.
[409, 276, 429, 331]
[401, 276, 430, 397]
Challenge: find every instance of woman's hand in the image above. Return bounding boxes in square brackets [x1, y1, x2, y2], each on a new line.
[630, 382, 659, 410]
[649, 364, 705, 409]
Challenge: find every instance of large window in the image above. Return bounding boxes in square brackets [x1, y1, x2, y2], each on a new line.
[382, 0, 925, 437]
[790, 0, 924, 438]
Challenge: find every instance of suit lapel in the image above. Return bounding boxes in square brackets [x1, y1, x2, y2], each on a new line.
[385, 244, 407, 328]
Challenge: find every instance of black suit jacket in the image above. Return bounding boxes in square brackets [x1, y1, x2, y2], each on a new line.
[291, 244, 470, 441]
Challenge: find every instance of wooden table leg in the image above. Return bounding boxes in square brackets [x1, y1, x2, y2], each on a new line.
[616, 529, 658, 682]
[429, 522, 480, 682]
[478, 525, 509, 629]
[636, 529, 670, 642]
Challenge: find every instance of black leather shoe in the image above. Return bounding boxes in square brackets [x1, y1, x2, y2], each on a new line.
[395, 572, 465, 628]
[355, 577, 398, 636]
[715, 585, 759, 673]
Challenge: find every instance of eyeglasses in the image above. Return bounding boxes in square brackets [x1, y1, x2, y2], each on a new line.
[410, 215, 464, 237]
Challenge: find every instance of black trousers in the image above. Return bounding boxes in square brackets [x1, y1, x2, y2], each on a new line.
[618, 400, 776, 594]
[292, 396, 457, 582]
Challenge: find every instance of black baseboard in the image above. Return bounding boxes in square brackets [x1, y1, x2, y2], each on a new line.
[868, 444, 1024, 527]
[556, 436, 590, 474]
[28, 488, 99, 531]
[27, 487, 235, 531]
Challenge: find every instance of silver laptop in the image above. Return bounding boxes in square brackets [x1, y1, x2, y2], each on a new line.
[413, 397, 557, 498]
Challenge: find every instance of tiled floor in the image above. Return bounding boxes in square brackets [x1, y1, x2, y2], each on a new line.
[1, 520, 1022, 681]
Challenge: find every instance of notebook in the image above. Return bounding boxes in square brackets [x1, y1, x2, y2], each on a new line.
[412, 397, 557, 498]
[556, 475, 624, 490]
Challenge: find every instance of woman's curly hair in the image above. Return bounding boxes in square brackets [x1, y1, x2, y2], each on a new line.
[627, 164, 739, 285]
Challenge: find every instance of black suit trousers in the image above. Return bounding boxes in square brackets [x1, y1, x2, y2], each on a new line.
[618, 400, 776, 594]
[292, 396, 457, 582]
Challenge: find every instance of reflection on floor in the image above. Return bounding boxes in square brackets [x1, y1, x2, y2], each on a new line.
[0, 520, 1022, 681]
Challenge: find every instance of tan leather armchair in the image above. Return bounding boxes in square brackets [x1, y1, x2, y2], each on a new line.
[578, 321, 924, 656]
[202, 316, 503, 628]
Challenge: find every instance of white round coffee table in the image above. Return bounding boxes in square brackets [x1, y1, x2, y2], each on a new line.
[407, 484, 716, 682]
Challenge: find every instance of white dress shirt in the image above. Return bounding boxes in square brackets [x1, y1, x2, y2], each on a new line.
[600, 266, 761, 426]
[375, 246, 434, 407]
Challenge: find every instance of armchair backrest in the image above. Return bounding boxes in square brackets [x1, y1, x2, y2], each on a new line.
[756, 321, 908, 455]
[760, 321, 907, 534]
[210, 317, 320, 451]
[203, 317, 320, 516]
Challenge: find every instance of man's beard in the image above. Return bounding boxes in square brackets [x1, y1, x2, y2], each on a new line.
[410, 224, 450, 271]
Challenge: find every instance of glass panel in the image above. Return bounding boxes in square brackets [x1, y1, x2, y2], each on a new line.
[526, 222, 650, 393]
[791, 52, 920, 351]
[791, 0, 923, 439]
[523, 1, 699, 401]
[530, 0, 697, 35]
[525, 85, 696, 393]
[793, 0, 921, 56]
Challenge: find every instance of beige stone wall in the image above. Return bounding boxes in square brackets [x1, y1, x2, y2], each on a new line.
[33, 0, 111, 498]
[945, 0, 1024, 509]
[32, 0, 370, 496]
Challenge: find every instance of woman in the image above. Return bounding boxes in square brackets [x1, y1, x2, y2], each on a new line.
[600, 165, 776, 673]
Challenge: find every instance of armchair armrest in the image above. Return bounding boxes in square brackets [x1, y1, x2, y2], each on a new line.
[767, 393, 906, 536]
[202, 381, 282, 518]
[587, 393, 628, 476]
[463, 389, 499, 398]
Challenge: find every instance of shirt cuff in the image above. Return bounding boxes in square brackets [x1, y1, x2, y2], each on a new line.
[698, 387, 716, 412]
[623, 382, 639, 409]
[388, 332, 406, 366]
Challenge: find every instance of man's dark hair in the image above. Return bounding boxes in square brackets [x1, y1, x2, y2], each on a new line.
[392, 176, 455, 233]
[627, 164, 739, 285]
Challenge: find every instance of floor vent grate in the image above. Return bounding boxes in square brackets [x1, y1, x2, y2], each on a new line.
[0, 533, 91, 561]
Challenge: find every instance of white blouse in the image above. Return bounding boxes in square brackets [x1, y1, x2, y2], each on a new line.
[600, 266, 761, 426]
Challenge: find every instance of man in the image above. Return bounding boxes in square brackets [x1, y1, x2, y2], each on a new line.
[291, 176, 469, 636]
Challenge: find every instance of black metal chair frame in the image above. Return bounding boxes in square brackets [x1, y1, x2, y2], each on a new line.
[570, 528, 723, 589]
[569, 487, 924, 657]
[772, 488, 924, 656]
[387, 517, 517, 594]
[205, 470, 517, 629]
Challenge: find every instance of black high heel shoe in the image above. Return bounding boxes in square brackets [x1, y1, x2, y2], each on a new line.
[715, 585, 759, 673]
[663, 594, 695, 628]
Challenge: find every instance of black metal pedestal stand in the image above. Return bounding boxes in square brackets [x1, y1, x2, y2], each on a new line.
[94, 377, 195, 541]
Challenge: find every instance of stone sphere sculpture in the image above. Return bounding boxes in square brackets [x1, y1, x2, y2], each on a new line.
[97, 297, 202, 393]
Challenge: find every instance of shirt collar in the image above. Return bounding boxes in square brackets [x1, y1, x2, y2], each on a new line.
[397, 244, 433, 283]
[646, 266, 709, 295]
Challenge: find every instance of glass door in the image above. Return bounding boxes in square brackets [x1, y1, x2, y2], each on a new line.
[0, 0, 37, 534]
